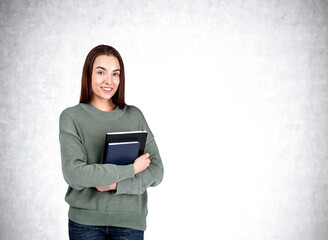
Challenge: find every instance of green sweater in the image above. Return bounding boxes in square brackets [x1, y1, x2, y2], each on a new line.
[59, 103, 164, 231]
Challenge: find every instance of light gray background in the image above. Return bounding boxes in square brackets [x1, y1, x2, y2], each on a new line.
[1, 0, 327, 239]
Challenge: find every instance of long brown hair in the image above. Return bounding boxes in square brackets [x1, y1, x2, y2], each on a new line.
[79, 45, 126, 108]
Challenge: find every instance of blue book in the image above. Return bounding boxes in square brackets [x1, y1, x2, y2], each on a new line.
[102, 130, 147, 164]
[104, 141, 140, 165]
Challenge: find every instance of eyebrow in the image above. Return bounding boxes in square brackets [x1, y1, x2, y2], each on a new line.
[96, 66, 120, 72]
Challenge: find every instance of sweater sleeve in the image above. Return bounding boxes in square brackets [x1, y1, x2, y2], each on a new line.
[59, 110, 135, 190]
[115, 139, 164, 195]
[115, 109, 164, 195]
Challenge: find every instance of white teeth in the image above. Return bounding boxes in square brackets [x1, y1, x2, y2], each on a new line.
[101, 87, 112, 91]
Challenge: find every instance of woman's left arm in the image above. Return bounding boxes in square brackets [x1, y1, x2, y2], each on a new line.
[115, 138, 164, 194]
[96, 138, 164, 194]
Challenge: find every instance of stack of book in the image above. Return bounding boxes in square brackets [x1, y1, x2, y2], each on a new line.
[103, 130, 148, 165]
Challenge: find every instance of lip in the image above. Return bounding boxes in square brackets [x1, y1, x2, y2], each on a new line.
[101, 86, 113, 92]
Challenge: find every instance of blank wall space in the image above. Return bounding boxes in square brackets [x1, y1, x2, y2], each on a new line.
[0, 0, 327, 239]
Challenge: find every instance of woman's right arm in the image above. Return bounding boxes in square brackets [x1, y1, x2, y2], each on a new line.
[59, 111, 135, 190]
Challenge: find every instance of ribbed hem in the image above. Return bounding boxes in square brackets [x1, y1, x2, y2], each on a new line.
[68, 207, 147, 231]
[79, 103, 126, 120]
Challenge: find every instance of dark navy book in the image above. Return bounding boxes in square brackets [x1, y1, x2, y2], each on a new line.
[104, 141, 140, 165]
[102, 130, 148, 164]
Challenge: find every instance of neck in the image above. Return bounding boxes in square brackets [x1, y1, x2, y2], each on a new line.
[90, 98, 116, 112]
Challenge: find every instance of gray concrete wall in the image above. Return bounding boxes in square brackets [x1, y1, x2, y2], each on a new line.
[0, 0, 327, 239]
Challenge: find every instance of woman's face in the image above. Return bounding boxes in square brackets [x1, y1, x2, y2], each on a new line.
[91, 55, 120, 104]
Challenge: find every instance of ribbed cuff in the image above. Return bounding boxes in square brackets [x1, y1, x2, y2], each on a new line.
[115, 178, 132, 195]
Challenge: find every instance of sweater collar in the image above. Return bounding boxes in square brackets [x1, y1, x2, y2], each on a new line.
[80, 103, 126, 120]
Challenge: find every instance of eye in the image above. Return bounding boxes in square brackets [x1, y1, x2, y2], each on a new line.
[97, 71, 104, 75]
[113, 73, 120, 77]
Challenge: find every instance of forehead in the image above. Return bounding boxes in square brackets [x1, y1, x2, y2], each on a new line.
[93, 55, 120, 69]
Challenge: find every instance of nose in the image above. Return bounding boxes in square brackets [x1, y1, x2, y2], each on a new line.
[104, 75, 113, 84]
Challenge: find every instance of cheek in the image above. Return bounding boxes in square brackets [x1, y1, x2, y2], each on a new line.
[114, 78, 120, 87]
[91, 75, 102, 86]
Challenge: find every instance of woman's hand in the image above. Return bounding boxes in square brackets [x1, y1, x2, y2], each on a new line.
[133, 153, 151, 174]
[96, 183, 117, 192]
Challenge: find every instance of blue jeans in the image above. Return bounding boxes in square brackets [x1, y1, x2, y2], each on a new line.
[69, 219, 144, 240]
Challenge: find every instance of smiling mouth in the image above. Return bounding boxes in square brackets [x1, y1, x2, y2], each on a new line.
[101, 86, 113, 91]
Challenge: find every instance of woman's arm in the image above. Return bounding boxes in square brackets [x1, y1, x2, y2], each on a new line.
[60, 111, 135, 190]
[96, 153, 151, 192]
[97, 139, 164, 195]
[116, 139, 164, 194]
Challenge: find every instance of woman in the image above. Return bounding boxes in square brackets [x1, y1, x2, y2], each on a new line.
[59, 45, 164, 240]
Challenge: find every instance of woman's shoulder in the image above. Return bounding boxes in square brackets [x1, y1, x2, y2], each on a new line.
[124, 104, 146, 118]
[125, 104, 141, 113]
[125, 104, 153, 139]
[59, 104, 85, 121]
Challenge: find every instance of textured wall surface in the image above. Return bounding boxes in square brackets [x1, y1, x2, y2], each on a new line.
[0, 0, 327, 239]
